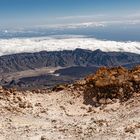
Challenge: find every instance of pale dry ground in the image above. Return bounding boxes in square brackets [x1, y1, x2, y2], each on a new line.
[0, 67, 62, 82]
[0, 89, 140, 140]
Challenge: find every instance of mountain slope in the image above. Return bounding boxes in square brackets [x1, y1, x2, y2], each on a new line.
[0, 49, 140, 73]
[0, 66, 140, 140]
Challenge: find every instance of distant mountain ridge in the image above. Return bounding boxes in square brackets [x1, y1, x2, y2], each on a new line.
[0, 48, 140, 74]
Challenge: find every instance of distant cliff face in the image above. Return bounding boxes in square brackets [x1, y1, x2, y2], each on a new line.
[0, 49, 140, 73]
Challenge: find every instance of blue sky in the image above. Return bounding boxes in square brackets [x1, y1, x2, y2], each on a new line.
[0, 0, 140, 28]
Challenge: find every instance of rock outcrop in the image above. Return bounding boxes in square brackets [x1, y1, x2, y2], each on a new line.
[83, 66, 140, 106]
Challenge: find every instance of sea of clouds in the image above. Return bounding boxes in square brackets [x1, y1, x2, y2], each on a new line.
[0, 35, 140, 56]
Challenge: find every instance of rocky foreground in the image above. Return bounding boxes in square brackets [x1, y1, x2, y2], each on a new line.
[0, 66, 140, 140]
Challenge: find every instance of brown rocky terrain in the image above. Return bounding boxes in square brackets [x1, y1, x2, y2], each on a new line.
[83, 66, 140, 106]
[0, 66, 140, 140]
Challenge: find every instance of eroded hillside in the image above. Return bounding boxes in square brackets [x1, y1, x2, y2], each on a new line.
[0, 66, 140, 140]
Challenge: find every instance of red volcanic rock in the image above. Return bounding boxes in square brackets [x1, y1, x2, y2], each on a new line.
[83, 66, 140, 106]
[52, 84, 68, 92]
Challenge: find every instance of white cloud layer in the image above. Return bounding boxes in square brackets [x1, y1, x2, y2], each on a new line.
[0, 36, 140, 56]
[34, 22, 105, 29]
